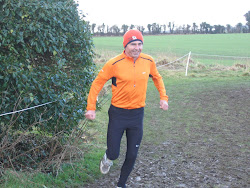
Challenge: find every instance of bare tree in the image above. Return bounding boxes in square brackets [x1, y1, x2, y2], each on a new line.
[137, 25, 145, 34]
[162, 24, 167, 33]
[147, 24, 152, 34]
[200, 22, 207, 33]
[168, 22, 174, 34]
[192, 22, 198, 34]
[106, 25, 110, 34]
[91, 23, 96, 34]
[244, 11, 250, 33]
[110, 25, 120, 35]
[226, 24, 232, 33]
[213, 25, 225, 33]
[121, 24, 129, 34]
[101, 23, 105, 34]
[152, 23, 161, 34]
[186, 24, 191, 34]
[97, 25, 102, 33]
[236, 23, 243, 33]
[182, 24, 186, 34]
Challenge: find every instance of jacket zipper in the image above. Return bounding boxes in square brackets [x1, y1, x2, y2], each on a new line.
[133, 61, 136, 87]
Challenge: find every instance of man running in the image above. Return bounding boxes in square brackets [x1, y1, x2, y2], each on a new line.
[85, 29, 168, 188]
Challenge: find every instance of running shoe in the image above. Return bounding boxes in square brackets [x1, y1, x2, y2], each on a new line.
[99, 153, 113, 174]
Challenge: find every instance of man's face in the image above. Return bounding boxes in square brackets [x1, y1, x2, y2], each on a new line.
[125, 41, 143, 60]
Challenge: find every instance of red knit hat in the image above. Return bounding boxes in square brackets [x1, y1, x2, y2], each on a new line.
[123, 29, 143, 48]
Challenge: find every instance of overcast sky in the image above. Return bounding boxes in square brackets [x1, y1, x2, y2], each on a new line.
[77, 0, 249, 28]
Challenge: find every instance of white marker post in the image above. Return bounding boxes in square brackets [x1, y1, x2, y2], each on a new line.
[185, 51, 191, 76]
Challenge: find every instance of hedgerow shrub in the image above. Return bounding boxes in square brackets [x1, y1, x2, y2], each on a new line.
[0, 0, 95, 134]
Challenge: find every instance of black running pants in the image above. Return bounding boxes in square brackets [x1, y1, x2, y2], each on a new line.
[106, 105, 144, 187]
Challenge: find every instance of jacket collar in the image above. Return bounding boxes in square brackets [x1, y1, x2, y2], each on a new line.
[122, 51, 141, 61]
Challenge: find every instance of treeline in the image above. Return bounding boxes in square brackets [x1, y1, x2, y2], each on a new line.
[89, 11, 250, 36]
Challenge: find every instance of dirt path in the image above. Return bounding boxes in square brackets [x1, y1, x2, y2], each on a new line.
[84, 140, 249, 188]
[84, 86, 250, 188]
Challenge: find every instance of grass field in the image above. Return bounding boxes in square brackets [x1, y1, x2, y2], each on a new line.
[1, 34, 250, 187]
[94, 33, 250, 56]
[94, 33, 250, 66]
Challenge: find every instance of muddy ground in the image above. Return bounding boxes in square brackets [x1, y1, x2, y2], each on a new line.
[84, 84, 249, 188]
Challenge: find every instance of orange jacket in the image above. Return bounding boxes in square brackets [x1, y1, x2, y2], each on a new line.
[86, 52, 168, 110]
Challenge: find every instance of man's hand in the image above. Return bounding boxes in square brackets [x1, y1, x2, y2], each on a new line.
[85, 110, 96, 120]
[160, 100, 168, 111]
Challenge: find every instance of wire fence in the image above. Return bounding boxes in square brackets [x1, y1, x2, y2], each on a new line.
[1, 52, 249, 118]
[192, 53, 250, 59]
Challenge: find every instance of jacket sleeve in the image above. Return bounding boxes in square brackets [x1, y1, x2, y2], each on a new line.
[86, 62, 113, 110]
[150, 61, 169, 102]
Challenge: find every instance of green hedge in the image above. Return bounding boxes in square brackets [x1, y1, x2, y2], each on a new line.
[0, 0, 95, 134]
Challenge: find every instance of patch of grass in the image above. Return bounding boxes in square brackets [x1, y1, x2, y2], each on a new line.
[0, 148, 105, 187]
